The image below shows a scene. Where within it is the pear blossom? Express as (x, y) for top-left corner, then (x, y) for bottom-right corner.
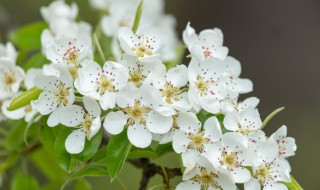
(223, 106), (262, 136)
(221, 96), (260, 114)
(206, 132), (254, 183)
(45, 34), (92, 70)
(0, 59), (25, 99)
(59, 96), (101, 154)
(151, 64), (192, 112)
(118, 27), (163, 62)
(32, 65), (74, 127)
(74, 59), (128, 110)
(176, 156), (236, 190)
(188, 57), (226, 113)
(270, 125), (297, 158)
(172, 114), (222, 167)
(0, 42), (17, 63)
(40, 0), (78, 23)
(183, 22), (229, 61)
(103, 83), (173, 148)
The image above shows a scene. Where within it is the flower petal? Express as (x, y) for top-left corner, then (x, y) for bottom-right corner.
(103, 111), (128, 135)
(65, 129), (86, 154)
(127, 123), (152, 148)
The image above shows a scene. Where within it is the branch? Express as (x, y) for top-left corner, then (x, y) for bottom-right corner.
(128, 158), (182, 190)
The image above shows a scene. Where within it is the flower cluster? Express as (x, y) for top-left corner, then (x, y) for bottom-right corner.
(1, 0), (297, 189)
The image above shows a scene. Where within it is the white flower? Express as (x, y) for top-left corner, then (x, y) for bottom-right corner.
(75, 59), (128, 110)
(206, 132), (254, 183)
(222, 56), (253, 96)
(59, 96), (101, 154)
(223, 106), (262, 135)
(89, 0), (110, 11)
(103, 83), (173, 148)
(0, 60), (25, 99)
(183, 22), (228, 61)
(45, 33), (92, 69)
(40, 0), (78, 23)
(270, 125), (297, 158)
(0, 42), (17, 63)
(188, 57), (226, 113)
(151, 64), (192, 112)
(118, 27), (163, 62)
(221, 96), (260, 114)
(176, 156), (236, 190)
(1, 68), (42, 122)
(245, 158), (291, 190)
(32, 65), (74, 127)
(172, 114), (222, 167)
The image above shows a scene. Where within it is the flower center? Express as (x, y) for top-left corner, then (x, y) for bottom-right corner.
(81, 113), (93, 139)
(97, 74), (115, 95)
(187, 131), (210, 153)
(123, 101), (150, 126)
(52, 82), (70, 107)
(131, 36), (154, 59)
(4, 73), (16, 85)
(202, 46), (213, 59)
(64, 47), (80, 65)
(129, 69), (145, 88)
(254, 164), (273, 185)
(193, 168), (221, 190)
(195, 76), (210, 96)
(161, 83), (182, 104)
(220, 152), (239, 170)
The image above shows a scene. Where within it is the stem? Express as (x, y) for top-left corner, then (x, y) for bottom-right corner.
(93, 33), (106, 63)
(75, 96), (83, 102)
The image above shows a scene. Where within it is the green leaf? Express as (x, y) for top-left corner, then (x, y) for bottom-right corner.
(38, 122), (60, 157)
(6, 120), (26, 151)
(11, 173), (40, 190)
(74, 179), (92, 190)
(92, 146), (107, 163)
(9, 22), (47, 51)
(132, 0), (143, 34)
(78, 130), (102, 162)
(7, 87), (43, 111)
(155, 143), (174, 157)
(261, 107), (285, 129)
(0, 153), (19, 174)
(107, 130), (132, 181)
(284, 175), (304, 190)
(61, 163), (108, 190)
(54, 127), (78, 173)
(24, 53), (48, 70)
(128, 148), (159, 159)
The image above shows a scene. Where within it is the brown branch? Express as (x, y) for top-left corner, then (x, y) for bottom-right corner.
(128, 158), (182, 190)
(21, 141), (42, 155)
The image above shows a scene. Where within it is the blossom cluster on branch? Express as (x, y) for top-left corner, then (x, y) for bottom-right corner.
(0, 0), (299, 189)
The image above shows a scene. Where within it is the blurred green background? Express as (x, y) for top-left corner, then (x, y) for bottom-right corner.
(0, 0), (319, 189)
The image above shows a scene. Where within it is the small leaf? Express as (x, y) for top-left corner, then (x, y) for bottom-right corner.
(283, 175), (304, 190)
(6, 120), (27, 151)
(7, 87), (43, 111)
(128, 149), (159, 159)
(92, 146), (107, 163)
(261, 107), (285, 129)
(132, 0), (143, 34)
(54, 127), (78, 173)
(61, 163), (108, 190)
(38, 122), (60, 157)
(9, 22), (47, 51)
(74, 179), (92, 190)
(78, 130), (102, 162)
(155, 143), (174, 157)
(24, 53), (48, 70)
(12, 173), (40, 190)
(107, 130), (132, 181)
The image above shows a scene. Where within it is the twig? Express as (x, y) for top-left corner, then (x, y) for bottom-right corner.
(128, 158), (182, 190)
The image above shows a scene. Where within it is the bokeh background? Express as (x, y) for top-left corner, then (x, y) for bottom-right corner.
(0, 0), (319, 189)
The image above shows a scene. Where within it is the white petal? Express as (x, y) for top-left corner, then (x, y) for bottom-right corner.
(230, 167), (251, 183)
(65, 129), (86, 154)
(166, 65), (188, 87)
(223, 113), (239, 131)
(222, 132), (248, 152)
(99, 92), (117, 110)
(24, 68), (43, 89)
(89, 117), (101, 139)
(203, 116), (222, 142)
(264, 182), (288, 190)
(182, 150), (200, 168)
(117, 83), (140, 108)
(176, 111), (201, 133)
(217, 173), (237, 190)
(103, 111), (128, 135)
(1, 100), (25, 120)
(83, 96), (101, 118)
(127, 123), (152, 148)
(244, 178), (261, 190)
(270, 125), (287, 141)
(172, 130), (191, 153)
(47, 108), (62, 127)
(59, 105), (85, 127)
(176, 181), (200, 190)
(32, 91), (58, 115)
(146, 110), (172, 134)
(34, 75), (59, 90)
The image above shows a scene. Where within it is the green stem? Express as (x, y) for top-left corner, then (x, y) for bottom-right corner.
(261, 107), (285, 129)
(93, 33), (106, 63)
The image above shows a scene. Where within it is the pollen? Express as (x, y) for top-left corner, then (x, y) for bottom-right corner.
(128, 69), (145, 88)
(97, 74), (116, 95)
(187, 131), (210, 153)
(195, 76), (210, 96)
(161, 83), (182, 104)
(81, 113), (93, 139)
(193, 168), (222, 190)
(123, 101), (150, 126)
(4, 73), (16, 85)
